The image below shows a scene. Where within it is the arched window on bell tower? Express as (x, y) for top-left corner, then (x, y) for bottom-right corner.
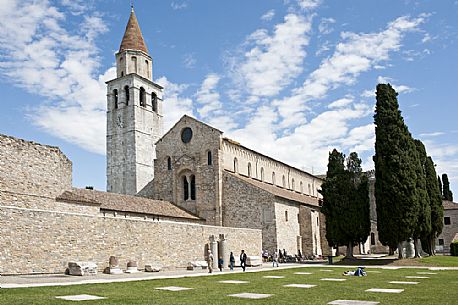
(140, 87), (146, 107)
(152, 92), (158, 112)
(183, 176), (189, 200)
(113, 89), (118, 109)
(190, 175), (196, 200)
(124, 85), (130, 105)
(132, 56), (137, 73)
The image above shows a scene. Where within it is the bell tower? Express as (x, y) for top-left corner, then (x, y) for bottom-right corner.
(106, 7), (164, 195)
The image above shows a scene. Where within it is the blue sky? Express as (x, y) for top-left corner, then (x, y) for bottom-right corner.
(0, 0), (457, 196)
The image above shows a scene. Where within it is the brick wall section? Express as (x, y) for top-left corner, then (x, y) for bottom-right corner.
(0, 134), (72, 197)
(0, 203), (261, 274)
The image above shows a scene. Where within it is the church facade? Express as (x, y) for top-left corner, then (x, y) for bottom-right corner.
(0, 8), (328, 275)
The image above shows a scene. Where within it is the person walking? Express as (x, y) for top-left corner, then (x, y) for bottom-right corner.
(207, 249), (214, 273)
(229, 252), (235, 271)
(218, 257), (224, 272)
(272, 251), (279, 267)
(240, 249), (247, 272)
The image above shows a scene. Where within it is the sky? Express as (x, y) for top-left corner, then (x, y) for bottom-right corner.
(0, 0), (457, 197)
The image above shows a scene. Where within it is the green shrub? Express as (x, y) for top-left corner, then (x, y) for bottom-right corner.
(450, 241), (458, 256)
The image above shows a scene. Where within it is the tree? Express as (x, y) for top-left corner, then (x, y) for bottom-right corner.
(320, 150), (370, 258)
(412, 139), (431, 257)
(373, 83), (419, 258)
(438, 176), (443, 197)
(442, 173), (454, 201)
(422, 157), (444, 255)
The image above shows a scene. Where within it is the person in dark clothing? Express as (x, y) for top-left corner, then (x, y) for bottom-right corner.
(278, 249), (283, 263)
(229, 252), (235, 271)
(240, 249), (247, 272)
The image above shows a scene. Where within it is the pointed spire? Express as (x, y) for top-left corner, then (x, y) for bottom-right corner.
(119, 8), (149, 54)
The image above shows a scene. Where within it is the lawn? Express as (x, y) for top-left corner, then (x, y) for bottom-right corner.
(335, 254), (458, 267)
(1, 266), (457, 305)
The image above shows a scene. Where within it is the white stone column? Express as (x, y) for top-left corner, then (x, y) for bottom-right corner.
(219, 234), (227, 270)
(209, 235), (218, 269)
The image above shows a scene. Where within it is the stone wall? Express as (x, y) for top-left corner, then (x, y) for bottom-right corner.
(274, 198), (301, 256)
(436, 203), (458, 253)
(0, 203), (261, 275)
(222, 171), (276, 254)
(0, 134), (72, 198)
(222, 139), (322, 197)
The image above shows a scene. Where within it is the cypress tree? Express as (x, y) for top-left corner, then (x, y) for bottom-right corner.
(320, 150), (370, 258)
(413, 139), (431, 257)
(442, 173), (454, 201)
(320, 149), (346, 250)
(438, 176), (443, 197)
(423, 157), (444, 255)
(373, 83), (419, 257)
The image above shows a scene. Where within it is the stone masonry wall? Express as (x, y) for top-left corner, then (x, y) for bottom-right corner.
(0, 203), (261, 275)
(436, 206), (458, 253)
(0, 134), (72, 198)
(274, 198), (301, 256)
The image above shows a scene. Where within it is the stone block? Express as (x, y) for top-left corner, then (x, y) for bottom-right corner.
(67, 262), (97, 276)
(246, 256), (262, 266)
(145, 263), (162, 272)
(187, 261), (208, 270)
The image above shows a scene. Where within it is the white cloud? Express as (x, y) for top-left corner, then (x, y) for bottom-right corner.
(261, 9), (275, 21)
(0, 0), (111, 154)
(195, 73), (222, 118)
(235, 14), (313, 98)
(419, 131), (445, 137)
(297, 0), (322, 10)
(182, 53), (196, 69)
(156, 76), (194, 132)
(171, 2), (188, 10)
(328, 97), (353, 109)
(273, 15), (426, 128)
(377, 76), (414, 94)
(318, 17), (336, 35)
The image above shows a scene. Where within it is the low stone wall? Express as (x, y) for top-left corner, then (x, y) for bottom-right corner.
(0, 205), (262, 275)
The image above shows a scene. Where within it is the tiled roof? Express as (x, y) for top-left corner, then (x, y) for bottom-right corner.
(119, 9), (149, 54)
(57, 188), (201, 220)
(443, 200), (458, 210)
(226, 171), (320, 207)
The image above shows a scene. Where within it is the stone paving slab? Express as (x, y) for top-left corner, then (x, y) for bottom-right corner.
(294, 272), (313, 275)
(263, 275), (285, 278)
(284, 284), (316, 288)
(155, 286), (193, 291)
(321, 278), (347, 282)
(366, 288), (404, 293)
(55, 294), (106, 301)
(416, 272), (437, 275)
(328, 300), (380, 305)
(405, 276), (429, 279)
(227, 293), (272, 299)
(389, 281), (419, 285)
(219, 280), (249, 284)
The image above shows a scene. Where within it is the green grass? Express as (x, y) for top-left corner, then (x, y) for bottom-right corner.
(1, 267), (457, 305)
(417, 255), (458, 267)
(334, 254), (458, 267)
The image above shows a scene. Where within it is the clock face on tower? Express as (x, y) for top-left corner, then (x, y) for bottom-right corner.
(181, 127), (192, 143)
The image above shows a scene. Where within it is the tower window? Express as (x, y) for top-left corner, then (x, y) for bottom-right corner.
(272, 172), (276, 185)
(167, 157), (172, 170)
(308, 183), (311, 195)
(207, 150), (212, 165)
(444, 217), (451, 225)
(183, 176), (189, 200)
(124, 86), (129, 105)
(292, 178), (295, 190)
(233, 158), (238, 173)
(300, 181), (303, 193)
(190, 175), (196, 200)
(145, 60), (150, 78)
(113, 89), (118, 109)
(152, 93), (158, 112)
(248, 162), (252, 177)
(260, 167), (264, 181)
(282, 175), (286, 188)
(285, 211), (288, 222)
(132, 56), (137, 73)
(140, 87), (146, 107)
